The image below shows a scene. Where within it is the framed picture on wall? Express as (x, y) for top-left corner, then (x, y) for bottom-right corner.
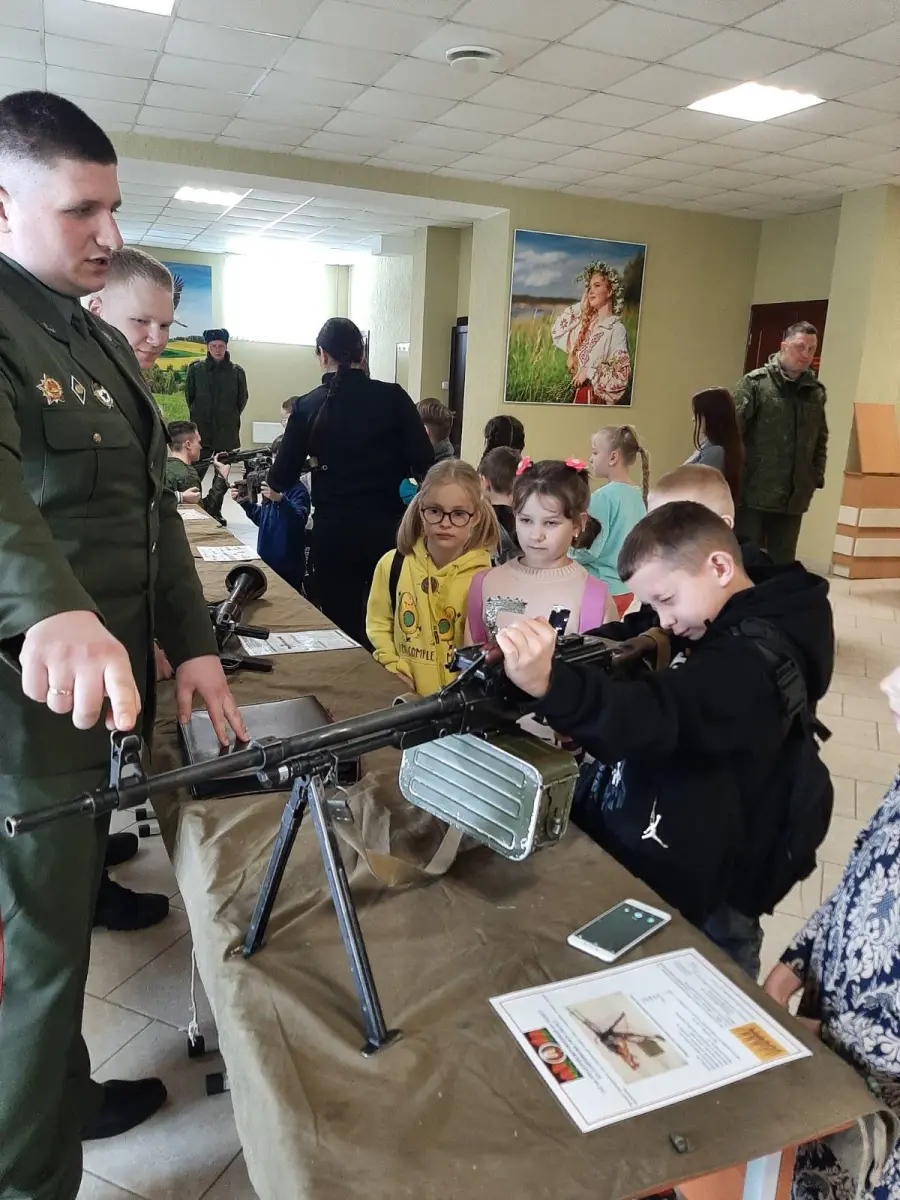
(505, 230), (646, 408)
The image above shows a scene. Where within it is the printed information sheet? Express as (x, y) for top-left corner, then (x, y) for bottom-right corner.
(178, 508), (211, 521)
(491, 948), (810, 1133)
(196, 545), (260, 562)
(239, 630), (359, 656)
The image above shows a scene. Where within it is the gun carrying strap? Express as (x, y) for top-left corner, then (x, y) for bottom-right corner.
(388, 550), (403, 616)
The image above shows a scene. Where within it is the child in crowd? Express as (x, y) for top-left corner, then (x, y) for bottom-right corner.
(483, 413), (525, 458)
(231, 401), (310, 595)
(367, 460), (498, 694)
(478, 446), (521, 564)
(764, 666), (900, 1200)
(497, 502), (834, 978)
(571, 425), (649, 615)
(417, 399), (456, 463)
(467, 459), (617, 642)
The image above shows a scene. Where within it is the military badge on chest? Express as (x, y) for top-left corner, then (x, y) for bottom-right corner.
(37, 374), (64, 404)
(92, 382), (115, 409)
(71, 376), (87, 405)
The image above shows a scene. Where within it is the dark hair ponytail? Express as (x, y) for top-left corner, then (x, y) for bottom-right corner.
(308, 317), (366, 458)
(483, 414), (525, 456)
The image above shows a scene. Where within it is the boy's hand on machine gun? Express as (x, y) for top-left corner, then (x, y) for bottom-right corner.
(175, 654), (248, 745)
(212, 453), (231, 481)
(496, 618), (557, 698)
(181, 487), (202, 505)
(261, 483), (282, 503)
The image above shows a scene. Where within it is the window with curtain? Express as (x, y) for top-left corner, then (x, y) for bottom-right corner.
(222, 253), (333, 345)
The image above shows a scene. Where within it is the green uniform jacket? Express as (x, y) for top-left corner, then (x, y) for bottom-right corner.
(0, 257), (217, 777)
(165, 454), (228, 513)
(186, 353), (248, 452)
(734, 354), (828, 516)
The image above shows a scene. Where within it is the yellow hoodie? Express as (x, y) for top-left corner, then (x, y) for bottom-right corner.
(366, 538), (491, 695)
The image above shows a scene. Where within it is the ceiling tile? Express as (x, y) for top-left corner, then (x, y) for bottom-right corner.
(796, 163), (887, 187)
(608, 64), (735, 107)
(219, 118), (312, 144)
(596, 130), (693, 156)
(44, 0), (169, 52)
(481, 136), (567, 162)
(325, 111), (424, 139)
(68, 97), (139, 125)
(366, 157), (434, 174)
(638, 180), (719, 200)
(153, 56), (264, 95)
(435, 102), (537, 134)
(252, 72), (363, 108)
(519, 116), (622, 146)
(175, 0), (320, 36)
(667, 29), (816, 79)
(3, 0), (41, 30)
(144, 82), (247, 117)
(563, 175), (638, 196)
(513, 45), (645, 91)
(299, 1), (440, 54)
(138, 107), (231, 135)
(854, 119), (900, 147)
(763, 52), (898, 99)
(378, 142), (460, 167)
(449, 151), (536, 175)
(359, 0), (467, 15)
(373, 58), (490, 101)
(558, 93), (673, 127)
(0, 24), (42, 61)
(570, 5), (718, 61)
(774, 102), (889, 135)
(452, 0), (609, 40)
(636, 109), (747, 139)
(740, 0), (900, 49)
(406, 124), (502, 152)
(742, 176), (811, 195)
(790, 136), (880, 164)
(410, 23), (548, 73)
(513, 163), (595, 184)
(46, 66), (146, 104)
(553, 146), (645, 171)
(470, 76), (589, 115)
(164, 21), (288, 69)
(735, 152), (810, 174)
(434, 166), (510, 182)
(838, 20), (900, 65)
(715, 124), (822, 151)
(854, 148), (900, 174)
(349, 87), (454, 122)
(237, 95), (338, 127)
(689, 166), (769, 188)
(844, 79), (900, 115)
(628, 0), (776, 20)
(45, 36), (157, 80)
(277, 39), (399, 83)
(619, 157), (701, 180)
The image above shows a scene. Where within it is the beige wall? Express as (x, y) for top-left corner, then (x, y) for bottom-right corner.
(461, 202), (761, 485)
(753, 208), (840, 305)
(457, 225), (473, 319)
(409, 226), (461, 403)
(348, 254), (412, 385)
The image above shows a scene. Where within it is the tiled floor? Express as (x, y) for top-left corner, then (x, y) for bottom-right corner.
(78, 525), (900, 1198)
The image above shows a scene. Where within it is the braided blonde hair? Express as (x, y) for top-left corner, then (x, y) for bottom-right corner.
(603, 425), (650, 505)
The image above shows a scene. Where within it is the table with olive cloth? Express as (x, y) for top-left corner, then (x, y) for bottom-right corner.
(143, 507), (885, 1200)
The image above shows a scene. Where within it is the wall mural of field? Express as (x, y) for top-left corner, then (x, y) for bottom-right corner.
(145, 262), (213, 422)
(505, 230), (646, 408)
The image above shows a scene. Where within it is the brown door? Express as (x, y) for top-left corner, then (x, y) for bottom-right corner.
(743, 299), (828, 375)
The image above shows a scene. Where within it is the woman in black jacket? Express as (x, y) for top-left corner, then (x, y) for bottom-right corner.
(268, 317), (434, 646)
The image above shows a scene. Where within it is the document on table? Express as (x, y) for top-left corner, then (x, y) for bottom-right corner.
(178, 508), (211, 521)
(196, 545), (260, 562)
(491, 947), (810, 1134)
(239, 630), (359, 656)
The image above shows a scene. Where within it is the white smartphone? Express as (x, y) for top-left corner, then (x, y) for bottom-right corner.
(567, 899), (671, 963)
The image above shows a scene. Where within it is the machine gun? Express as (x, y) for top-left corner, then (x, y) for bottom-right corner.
(207, 565), (273, 675)
(5, 625), (643, 1055)
(221, 447), (274, 506)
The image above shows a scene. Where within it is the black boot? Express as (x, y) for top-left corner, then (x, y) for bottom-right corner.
(83, 1078), (168, 1140)
(105, 831), (139, 868)
(93, 871), (169, 931)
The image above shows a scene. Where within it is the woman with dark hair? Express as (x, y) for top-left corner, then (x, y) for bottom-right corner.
(483, 414), (525, 458)
(685, 387), (745, 503)
(268, 317), (434, 646)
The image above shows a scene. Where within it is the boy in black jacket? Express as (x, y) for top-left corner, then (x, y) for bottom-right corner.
(498, 501), (834, 979)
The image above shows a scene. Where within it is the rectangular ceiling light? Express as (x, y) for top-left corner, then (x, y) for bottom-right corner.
(175, 186), (247, 207)
(86, 0), (175, 13)
(689, 81), (824, 122)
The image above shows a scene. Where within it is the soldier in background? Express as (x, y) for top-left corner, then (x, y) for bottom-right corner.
(0, 90), (246, 1198)
(186, 327), (248, 479)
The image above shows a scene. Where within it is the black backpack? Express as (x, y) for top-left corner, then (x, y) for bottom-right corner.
(728, 617), (833, 915)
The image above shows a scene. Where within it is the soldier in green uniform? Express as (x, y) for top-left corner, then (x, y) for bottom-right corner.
(0, 91), (247, 1200)
(165, 419), (231, 521)
(185, 328), (248, 479)
(734, 321), (829, 565)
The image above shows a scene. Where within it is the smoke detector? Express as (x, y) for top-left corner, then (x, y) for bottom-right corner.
(445, 45), (503, 73)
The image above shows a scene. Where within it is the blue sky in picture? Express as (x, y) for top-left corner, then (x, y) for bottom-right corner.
(512, 230), (644, 301)
(162, 261), (213, 339)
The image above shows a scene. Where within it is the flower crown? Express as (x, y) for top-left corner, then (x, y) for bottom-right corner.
(575, 260), (625, 316)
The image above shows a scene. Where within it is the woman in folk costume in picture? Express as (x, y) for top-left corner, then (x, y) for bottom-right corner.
(551, 261), (631, 406)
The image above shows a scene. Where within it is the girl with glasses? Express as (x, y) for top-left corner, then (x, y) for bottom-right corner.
(366, 460), (499, 695)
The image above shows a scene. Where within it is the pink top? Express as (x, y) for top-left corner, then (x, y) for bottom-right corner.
(467, 558), (610, 643)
